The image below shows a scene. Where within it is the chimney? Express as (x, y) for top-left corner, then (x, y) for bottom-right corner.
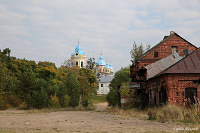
(170, 31), (175, 35)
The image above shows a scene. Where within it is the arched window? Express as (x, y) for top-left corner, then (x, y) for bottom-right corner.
(76, 61), (78, 66)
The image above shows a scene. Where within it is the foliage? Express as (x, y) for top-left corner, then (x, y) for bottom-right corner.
(79, 68), (98, 107)
(30, 89), (49, 109)
(0, 48), (98, 110)
(49, 95), (60, 108)
(86, 57), (97, 71)
(106, 88), (119, 106)
(106, 67), (131, 106)
(65, 72), (80, 107)
(60, 95), (70, 107)
(120, 82), (135, 108)
(0, 95), (5, 109)
(130, 42), (151, 65)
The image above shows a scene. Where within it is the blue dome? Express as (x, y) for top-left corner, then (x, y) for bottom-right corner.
(71, 44), (85, 56)
(110, 64), (113, 70)
(105, 63), (110, 68)
(98, 56), (106, 66)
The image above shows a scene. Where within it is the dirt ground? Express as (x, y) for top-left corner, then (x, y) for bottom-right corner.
(0, 103), (196, 133)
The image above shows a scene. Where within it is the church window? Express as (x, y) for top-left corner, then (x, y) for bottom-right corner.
(76, 53), (78, 56)
(81, 61), (83, 67)
(76, 61), (78, 66)
(101, 84), (103, 87)
(154, 51), (158, 57)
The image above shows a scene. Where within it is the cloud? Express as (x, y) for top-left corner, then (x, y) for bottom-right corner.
(0, 0), (200, 71)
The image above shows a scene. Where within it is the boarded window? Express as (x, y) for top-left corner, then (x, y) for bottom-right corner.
(154, 51), (158, 57)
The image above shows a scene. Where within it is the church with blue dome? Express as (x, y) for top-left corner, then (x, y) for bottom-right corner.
(70, 41), (114, 76)
(71, 43), (86, 68)
(97, 55), (114, 76)
(70, 42), (114, 95)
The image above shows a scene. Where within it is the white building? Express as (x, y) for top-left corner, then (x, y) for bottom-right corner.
(97, 76), (114, 95)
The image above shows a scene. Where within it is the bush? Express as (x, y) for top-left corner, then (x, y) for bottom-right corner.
(18, 102), (27, 110)
(49, 95), (60, 108)
(0, 95), (6, 110)
(29, 89), (49, 109)
(4, 94), (21, 107)
(60, 95), (70, 107)
(106, 88), (119, 106)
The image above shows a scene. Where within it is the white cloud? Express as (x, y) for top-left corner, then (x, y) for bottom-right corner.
(0, 0), (200, 71)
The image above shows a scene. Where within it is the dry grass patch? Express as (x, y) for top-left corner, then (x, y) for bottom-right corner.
(106, 107), (148, 119)
(147, 104), (200, 124)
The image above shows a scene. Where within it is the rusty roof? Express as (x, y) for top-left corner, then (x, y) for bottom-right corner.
(138, 32), (197, 60)
(145, 52), (183, 79)
(161, 48), (200, 74)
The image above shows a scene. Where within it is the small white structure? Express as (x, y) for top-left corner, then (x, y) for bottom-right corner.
(97, 76), (114, 95)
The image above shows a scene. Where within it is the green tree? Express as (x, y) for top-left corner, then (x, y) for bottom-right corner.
(106, 67), (131, 106)
(79, 68), (98, 107)
(65, 72), (80, 107)
(130, 42), (151, 65)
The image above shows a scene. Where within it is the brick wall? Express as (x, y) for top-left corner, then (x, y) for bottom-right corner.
(146, 74), (200, 105)
(142, 34), (197, 60)
(131, 33), (197, 81)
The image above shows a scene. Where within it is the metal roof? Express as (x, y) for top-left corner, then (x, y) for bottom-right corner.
(105, 62), (110, 68)
(71, 44), (86, 56)
(98, 56), (106, 66)
(99, 76), (114, 83)
(162, 48), (200, 74)
(145, 52), (183, 79)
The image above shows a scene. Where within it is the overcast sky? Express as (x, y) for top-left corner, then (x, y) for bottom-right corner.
(0, 0), (200, 71)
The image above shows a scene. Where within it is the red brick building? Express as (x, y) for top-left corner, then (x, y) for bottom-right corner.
(146, 48), (200, 105)
(130, 31), (197, 81)
(130, 31), (199, 106)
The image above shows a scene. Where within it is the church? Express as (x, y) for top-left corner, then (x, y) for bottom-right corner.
(70, 42), (114, 95)
(70, 43), (87, 68)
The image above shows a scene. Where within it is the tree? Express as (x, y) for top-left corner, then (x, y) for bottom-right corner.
(65, 72), (80, 107)
(62, 59), (72, 68)
(106, 67), (131, 106)
(130, 42), (151, 65)
(79, 68), (98, 107)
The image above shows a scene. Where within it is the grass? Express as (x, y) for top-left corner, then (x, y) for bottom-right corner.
(106, 104), (200, 125)
(147, 104), (200, 124)
(106, 107), (148, 120)
(91, 95), (107, 104)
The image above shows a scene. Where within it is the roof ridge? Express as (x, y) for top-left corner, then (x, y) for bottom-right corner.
(138, 32), (175, 60)
(137, 32), (197, 60)
(160, 48), (199, 74)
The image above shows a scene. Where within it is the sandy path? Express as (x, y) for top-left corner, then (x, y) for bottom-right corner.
(0, 104), (190, 133)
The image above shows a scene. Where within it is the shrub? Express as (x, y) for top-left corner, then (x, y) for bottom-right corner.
(0, 95), (6, 110)
(49, 95), (60, 108)
(18, 102), (27, 110)
(4, 94), (21, 107)
(60, 95), (70, 107)
(29, 89), (49, 109)
(106, 88), (119, 106)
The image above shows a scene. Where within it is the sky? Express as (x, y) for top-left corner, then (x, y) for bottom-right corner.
(0, 0), (200, 71)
